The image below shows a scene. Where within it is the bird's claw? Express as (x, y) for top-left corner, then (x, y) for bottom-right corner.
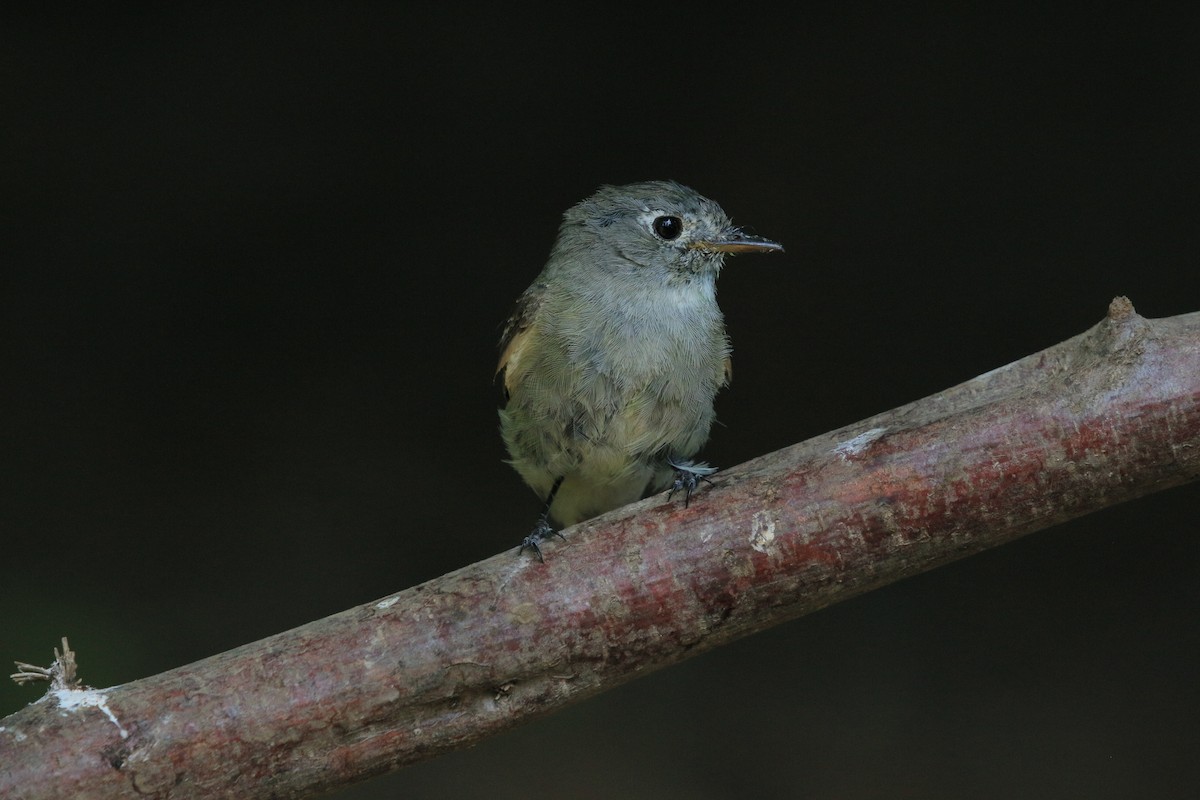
(666, 458), (718, 507)
(517, 515), (565, 563)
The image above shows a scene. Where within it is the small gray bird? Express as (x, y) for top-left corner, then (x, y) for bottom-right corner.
(497, 181), (783, 560)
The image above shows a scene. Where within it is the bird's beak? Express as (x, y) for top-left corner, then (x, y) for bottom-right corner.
(692, 229), (784, 254)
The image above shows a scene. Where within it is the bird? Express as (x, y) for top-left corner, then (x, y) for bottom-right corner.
(496, 180), (783, 560)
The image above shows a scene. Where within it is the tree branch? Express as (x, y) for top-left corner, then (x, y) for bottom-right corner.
(3, 297), (1198, 800)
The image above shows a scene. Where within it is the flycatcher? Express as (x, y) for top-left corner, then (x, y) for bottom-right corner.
(497, 181), (783, 560)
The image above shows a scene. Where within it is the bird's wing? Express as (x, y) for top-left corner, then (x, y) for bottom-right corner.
(722, 355), (732, 387)
(496, 283), (545, 397)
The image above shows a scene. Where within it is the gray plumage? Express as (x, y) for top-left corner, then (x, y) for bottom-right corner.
(497, 180), (782, 535)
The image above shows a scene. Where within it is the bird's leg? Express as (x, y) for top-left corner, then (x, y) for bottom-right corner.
(517, 475), (567, 563)
(666, 457), (718, 508)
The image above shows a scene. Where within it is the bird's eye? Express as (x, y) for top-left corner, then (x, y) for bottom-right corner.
(652, 215), (683, 241)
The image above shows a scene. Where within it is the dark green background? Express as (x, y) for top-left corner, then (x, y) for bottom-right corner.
(3, 7), (1198, 798)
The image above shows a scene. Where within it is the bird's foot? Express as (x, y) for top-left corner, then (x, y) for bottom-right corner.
(666, 458), (718, 507)
(517, 514), (566, 563)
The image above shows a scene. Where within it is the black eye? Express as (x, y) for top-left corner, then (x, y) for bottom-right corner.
(652, 215), (683, 240)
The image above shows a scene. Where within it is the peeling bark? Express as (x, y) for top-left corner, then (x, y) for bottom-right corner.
(3, 298), (1198, 800)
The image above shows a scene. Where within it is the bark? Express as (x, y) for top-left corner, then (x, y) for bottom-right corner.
(3, 297), (1198, 800)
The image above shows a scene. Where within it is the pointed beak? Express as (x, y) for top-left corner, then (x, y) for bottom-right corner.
(693, 229), (784, 254)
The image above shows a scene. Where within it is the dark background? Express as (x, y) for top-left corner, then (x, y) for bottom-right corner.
(3, 6), (1198, 799)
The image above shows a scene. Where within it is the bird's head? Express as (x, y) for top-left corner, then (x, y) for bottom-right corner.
(553, 180), (783, 282)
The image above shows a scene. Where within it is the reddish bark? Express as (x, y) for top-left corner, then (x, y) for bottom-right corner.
(3, 298), (1198, 799)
